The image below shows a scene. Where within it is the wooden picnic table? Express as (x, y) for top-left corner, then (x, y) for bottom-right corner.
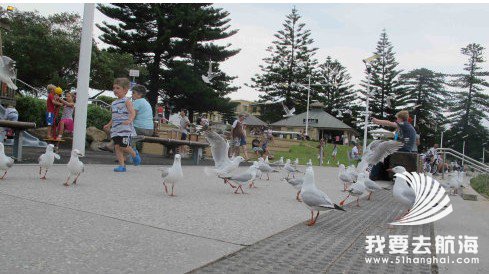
(141, 136), (209, 165)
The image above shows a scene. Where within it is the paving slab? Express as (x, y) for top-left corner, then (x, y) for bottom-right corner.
(190, 190), (433, 274)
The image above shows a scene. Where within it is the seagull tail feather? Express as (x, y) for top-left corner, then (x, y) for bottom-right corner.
(334, 204), (346, 212)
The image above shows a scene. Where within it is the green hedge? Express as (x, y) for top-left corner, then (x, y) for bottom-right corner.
(15, 96), (111, 130)
(470, 174), (489, 198)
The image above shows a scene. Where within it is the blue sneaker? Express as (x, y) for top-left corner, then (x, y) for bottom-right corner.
(114, 166), (126, 172)
(132, 150), (141, 166)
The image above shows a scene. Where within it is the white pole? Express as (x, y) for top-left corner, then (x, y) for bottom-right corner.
(305, 75), (311, 136)
(482, 148), (485, 164)
(362, 70), (371, 154)
(73, 3), (95, 155)
(440, 131), (443, 148)
(413, 115), (417, 127)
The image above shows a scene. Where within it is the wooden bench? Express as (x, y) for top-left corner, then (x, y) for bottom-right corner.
(141, 136), (209, 165)
(0, 120), (37, 162)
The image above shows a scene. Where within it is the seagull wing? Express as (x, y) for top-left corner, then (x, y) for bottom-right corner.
(302, 190), (334, 209)
(54, 153), (61, 160)
(204, 131), (232, 169)
(230, 171), (253, 182)
(367, 140), (403, 165)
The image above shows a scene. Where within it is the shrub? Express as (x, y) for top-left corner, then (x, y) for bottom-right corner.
(16, 96), (47, 127)
(470, 174), (489, 198)
(87, 104), (111, 129)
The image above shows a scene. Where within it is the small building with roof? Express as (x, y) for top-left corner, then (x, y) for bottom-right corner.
(270, 102), (359, 143)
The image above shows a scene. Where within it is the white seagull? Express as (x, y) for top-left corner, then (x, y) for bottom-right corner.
(270, 156), (284, 167)
(359, 172), (383, 200)
(64, 149), (84, 186)
(162, 154), (183, 196)
(448, 171), (461, 195)
(204, 130), (245, 188)
(300, 166), (345, 226)
(38, 144), (60, 180)
(201, 59), (220, 84)
(0, 143), (14, 179)
(390, 166), (416, 220)
(338, 164), (355, 191)
(0, 56), (18, 90)
(356, 140), (403, 174)
(282, 102), (296, 117)
(339, 172), (366, 207)
(219, 162), (259, 194)
(257, 158), (276, 180)
(283, 159), (302, 178)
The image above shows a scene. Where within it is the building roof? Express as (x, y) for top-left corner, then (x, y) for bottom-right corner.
(243, 114), (268, 126)
(271, 108), (358, 134)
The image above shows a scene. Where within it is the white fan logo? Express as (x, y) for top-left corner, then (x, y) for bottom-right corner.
(391, 172), (453, 226)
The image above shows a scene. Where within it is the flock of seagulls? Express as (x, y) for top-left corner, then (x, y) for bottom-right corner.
(0, 128), (467, 227)
(0, 143), (84, 186)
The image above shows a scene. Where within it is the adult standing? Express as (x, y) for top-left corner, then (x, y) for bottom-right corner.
(131, 85), (154, 151)
(232, 114), (249, 160)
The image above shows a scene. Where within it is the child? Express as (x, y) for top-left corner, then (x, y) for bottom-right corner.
(46, 84), (64, 139)
(57, 92), (75, 139)
(103, 78), (141, 172)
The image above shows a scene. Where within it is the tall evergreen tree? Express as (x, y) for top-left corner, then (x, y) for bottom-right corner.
(249, 7), (318, 123)
(398, 68), (449, 150)
(97, 3), (239, 117)
(361, 30), (404, 120)
(446, 43), (489, 159)
(314, 56), (358, 126)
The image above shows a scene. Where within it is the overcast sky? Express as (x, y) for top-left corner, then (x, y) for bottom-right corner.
(9, 3), (489, 102)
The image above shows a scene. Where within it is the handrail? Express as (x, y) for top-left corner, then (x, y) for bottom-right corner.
(436, 148), (489, 170)
(442, 152), (488, 174)
(88, 99), (111, 109)
(16, 78), (45, 95)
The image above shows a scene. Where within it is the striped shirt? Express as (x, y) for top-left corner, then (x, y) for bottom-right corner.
(110, 97), (136, 138)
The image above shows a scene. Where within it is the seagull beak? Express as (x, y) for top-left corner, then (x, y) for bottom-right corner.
(386, 168), (392, 172)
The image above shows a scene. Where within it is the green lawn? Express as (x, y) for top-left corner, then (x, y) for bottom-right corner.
(470, 174), (489, 198)
(270, 140), (358, 167)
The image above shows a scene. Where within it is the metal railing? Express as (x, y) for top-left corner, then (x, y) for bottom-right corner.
(88, 98), (111, 109)
(436, 147), (489, 176)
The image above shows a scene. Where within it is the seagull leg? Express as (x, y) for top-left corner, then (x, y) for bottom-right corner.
(367, 192), (372, 200)
(41, 169), (48, 180)
(0, 171), (7, 179)
(163, 183), (168, 194)
(313, 211), (320, 224)
(343, 183), (347, 192)
(63, 176), (70, 186)
(73, 174), (80, 185)
(39, 166), (42, 175)
(307, 211), (316, 226)
(267, 173), (270, 181)
(170, 185), (175, 196)
(296, 191), (302, 202)
(339, 194), (350, 206)
(356, 197), (360, 207)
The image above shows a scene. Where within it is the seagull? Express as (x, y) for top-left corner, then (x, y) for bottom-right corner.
(283, 177), (304, 202)
(356, 140), (403, 174)
(38, 144), (60, 180)
(64, 149), (84, 186)
(219, 162), (259, 194)
(338, 164), (355, 191)
(283, 159), (302, 178)
(257, 158), (275, 180)
(0, 143), (14, 179)
(448, 172), (461, 195)
(0, 56), (18, 90)
(282, 102), (296, 117)
(162, 154), (183, 196)
(201, 59), (220, 84)
(300, 166), (345, 226)
(339, 172), (366, 207)
(293, 158), (299, 168)
(360, 172), (383, 200)
(389, 166), (416, 220)
(270, 156), (284, 167)
(307, 159), (312, 166)
(204, 130), (245, 187)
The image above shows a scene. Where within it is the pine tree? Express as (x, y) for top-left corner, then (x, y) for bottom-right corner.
(398, 68), (449, 150)
(249, 7), (318, 123)
(314, 56), (358, 127)
(361, 30), (404, 120)
(97, 3), (239, 117)
(446, 43), (489, 159)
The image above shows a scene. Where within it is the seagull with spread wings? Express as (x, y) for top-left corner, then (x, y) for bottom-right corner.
(356, 140), (403, 174)
(201, 59), (221, 84)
